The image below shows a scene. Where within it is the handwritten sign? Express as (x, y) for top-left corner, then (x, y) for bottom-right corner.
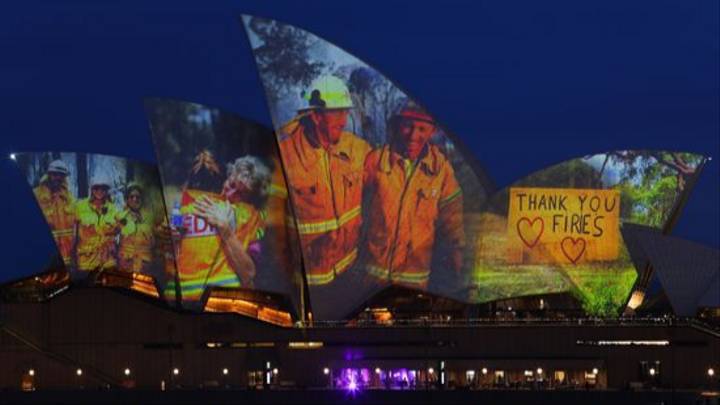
(507, 187), (620, 264)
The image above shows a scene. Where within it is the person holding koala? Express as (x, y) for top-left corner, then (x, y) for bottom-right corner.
(170, 151), (269, 302)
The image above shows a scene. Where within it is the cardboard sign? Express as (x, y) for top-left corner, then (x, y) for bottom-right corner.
(507, 187), (620, 264)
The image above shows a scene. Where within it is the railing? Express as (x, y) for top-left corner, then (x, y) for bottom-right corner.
(303, 316), (720, 330)
(687, 318), (720, 337)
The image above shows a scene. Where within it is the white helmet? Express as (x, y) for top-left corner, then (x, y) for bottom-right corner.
(90, 174), (112, 189)
(301, 75), (353, 110)
(47, 160), (70, 176)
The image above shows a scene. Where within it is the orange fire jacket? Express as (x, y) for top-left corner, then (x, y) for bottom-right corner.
(266, 157), (302, 281)
(33, 179), (76, 266)
(117, 209), (154, 273)
(362, 144), (465, 289)
(172, 190), (264, 301)
(278, 119), (371, 285)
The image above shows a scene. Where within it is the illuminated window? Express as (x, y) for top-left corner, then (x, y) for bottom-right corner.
(577, 340), (669, 346)
(288, 341), (324, 349)
(251, 342), (275, 348)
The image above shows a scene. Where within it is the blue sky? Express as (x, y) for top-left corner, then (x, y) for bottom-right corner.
(0, 0), (717, 282)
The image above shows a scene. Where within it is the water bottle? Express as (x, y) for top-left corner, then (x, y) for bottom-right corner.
(171, 201), (183, 229)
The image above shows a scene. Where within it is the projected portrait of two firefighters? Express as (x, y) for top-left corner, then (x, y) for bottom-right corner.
(19, 153), (170, 284)
(281, 78), (464, 290)
(242, 16), (490, 318)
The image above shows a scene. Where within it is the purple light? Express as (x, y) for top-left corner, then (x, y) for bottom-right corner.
(338, 368), (362, 394)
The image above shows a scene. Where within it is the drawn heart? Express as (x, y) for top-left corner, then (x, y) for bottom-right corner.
(516, 217), (544, 248)
(561, 237), (586, 264)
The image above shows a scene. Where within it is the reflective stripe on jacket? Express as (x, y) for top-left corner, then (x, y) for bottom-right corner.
(33, 180), (76, 265)
(265, 156), (302, 280)
(118, 209), (154, 273)
(363, 144), (464, 288)
(175, 190), (264, 301)
(75, 198), (119, 271)
(278, 118), (370, 285)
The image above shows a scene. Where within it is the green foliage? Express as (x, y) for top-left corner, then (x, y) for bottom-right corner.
(496, 151), (703, 228)
(617, 176), (678, 227)
(471, 263), (571, 303)
(566, 265), (637, 317)
(606, 151), (703, 227)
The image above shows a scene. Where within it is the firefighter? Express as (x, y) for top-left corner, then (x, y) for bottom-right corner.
(74, 175), (120, 273)
(171, 152), (267, 302)
(117, 183), (154, 274)
(33, 160), (76, 267)
(362, 99), (465, 290)
(278, 75), (371, 286)
(262, 155), (301, 284)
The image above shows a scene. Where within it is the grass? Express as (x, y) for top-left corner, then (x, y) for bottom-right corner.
(468, 212), (638, 316)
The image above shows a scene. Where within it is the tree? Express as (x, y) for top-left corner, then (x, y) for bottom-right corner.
(345, 67), (402, 146)
(602, 151), (703, 227)
(145, 99), (213, 185)
(604, 151), (700, 193)
(247, 17), (326, 105)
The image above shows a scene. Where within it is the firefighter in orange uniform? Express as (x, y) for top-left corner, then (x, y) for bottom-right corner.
(362, 100), (465, 290)
(117, 183), (154, 273)
(171, 152), (267, 302)
(278, 75), (371, 286)
(265, 155), (301, 282)
(74, 175), (120, 273)
(33, 160), (76, 267)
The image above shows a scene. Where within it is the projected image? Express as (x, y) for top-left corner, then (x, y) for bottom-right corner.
(242, 16), (494, 319)
(474, 151), (706, 315)
(144, 99), (300, 311)
(16, 152), (172, 294)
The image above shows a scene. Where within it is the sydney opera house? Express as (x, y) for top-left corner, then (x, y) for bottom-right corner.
(0, 15), (718, 401)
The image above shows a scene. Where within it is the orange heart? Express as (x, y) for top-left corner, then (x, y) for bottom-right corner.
(561, 237), (586, 264)
(516, 217), (544, 248)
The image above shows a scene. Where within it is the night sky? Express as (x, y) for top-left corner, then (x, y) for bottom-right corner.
(1, 0), (717, 283)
